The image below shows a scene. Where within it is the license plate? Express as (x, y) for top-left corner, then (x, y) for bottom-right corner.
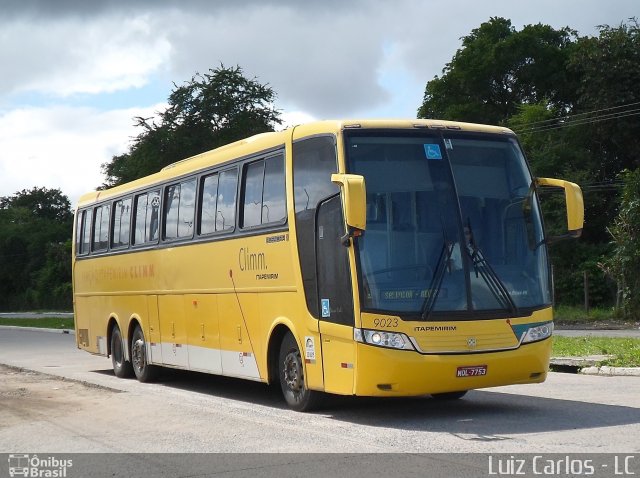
(456, 365), (487, 377)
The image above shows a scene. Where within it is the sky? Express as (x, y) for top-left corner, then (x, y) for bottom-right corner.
(0, 0), (638, 206)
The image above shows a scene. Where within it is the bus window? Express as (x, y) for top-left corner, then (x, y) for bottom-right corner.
(112, 198), (132, 249)
(241, 155), (286, 229)
(242, 160), (265, 228)
(262, 155), (285, 224)
(133, 193), (148, 245)
(199, 173), (219, 235)
(75, 210), (87, 255)
(216, 169), (237, 232)
(147, 190), (160, 241)
(92, 204), (110, 252)
(165, 179), (197, 240)
(133, 190), (161, 245)
(81, 210), (91, 254)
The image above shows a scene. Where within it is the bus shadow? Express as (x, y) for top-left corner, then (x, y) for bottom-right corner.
(91, 367), (640, 437)
(322, 390), (640, 437)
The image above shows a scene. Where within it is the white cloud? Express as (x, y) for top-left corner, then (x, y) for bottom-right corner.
(0, 14), (171, 97)
(0, 104), (164, 205)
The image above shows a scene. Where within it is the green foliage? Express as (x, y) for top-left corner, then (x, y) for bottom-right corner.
(102, 65), (282, 187)
(0, 317), (75, 329)
(600, 168), (640, 319)
(553, 305), (619, 323)
(0, 188), (73, 310)
(417, 17), (576, 124)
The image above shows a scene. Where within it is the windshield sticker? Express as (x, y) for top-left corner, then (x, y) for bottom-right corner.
(321, 299), (331, 317)
(424, 144), (443, 160)
(444, 138), (453, 150)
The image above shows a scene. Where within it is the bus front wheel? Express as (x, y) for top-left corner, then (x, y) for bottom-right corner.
(110, 325), (133, 378)
(278, 332), (321, 412)
(131, 325), (159, 382)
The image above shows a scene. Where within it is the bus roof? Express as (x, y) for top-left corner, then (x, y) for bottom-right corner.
(76, 119), (514, 207)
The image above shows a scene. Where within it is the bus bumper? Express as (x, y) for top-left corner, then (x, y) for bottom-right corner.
(353, 338), (552, 396)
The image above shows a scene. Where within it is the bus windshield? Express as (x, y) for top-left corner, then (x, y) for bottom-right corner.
(346, 131), (551, 319)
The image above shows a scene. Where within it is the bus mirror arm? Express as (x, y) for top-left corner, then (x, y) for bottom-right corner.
(340, 227), (364, 247)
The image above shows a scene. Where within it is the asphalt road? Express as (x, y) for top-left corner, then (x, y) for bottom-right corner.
(0, 328), (639, 459)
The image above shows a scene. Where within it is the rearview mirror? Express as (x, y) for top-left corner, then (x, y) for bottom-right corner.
(331, 173), (367, 233)
(537, 177), (584, 238)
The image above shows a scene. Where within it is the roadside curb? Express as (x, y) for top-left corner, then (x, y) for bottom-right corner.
(579, 366), (640, 377)
(550, 356), (640, 377)
(0, 325), (75, 335)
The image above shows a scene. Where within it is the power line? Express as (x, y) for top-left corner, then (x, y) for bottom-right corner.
(515, 109), (640, 134)
(514, 100), (640, 129)
(512, 99), (640, 134)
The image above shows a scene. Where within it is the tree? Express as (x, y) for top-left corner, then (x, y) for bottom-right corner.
(102, 65), (282, 187)
(568, 19), (640, 178)
(0, 187), (73, 310)
(0, 187), (72, 222)
(600, 169), (640, 318)
(417, 17), (577, 124)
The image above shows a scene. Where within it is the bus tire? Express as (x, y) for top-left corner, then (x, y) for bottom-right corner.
(131, 325), (159, 383)
(278, 332), (322, 412)
(431, 391), (467, 400)
(110, 325), (133, 378)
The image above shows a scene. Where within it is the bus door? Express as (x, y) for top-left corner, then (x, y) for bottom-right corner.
(317, 195), (356, 395)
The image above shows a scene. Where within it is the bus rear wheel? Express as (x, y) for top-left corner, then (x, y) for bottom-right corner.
(110, 325), (133, 378)
(131, 325), (159, 382)
(278, 332), (321, 412)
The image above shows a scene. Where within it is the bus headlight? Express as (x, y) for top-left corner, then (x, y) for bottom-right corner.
(354, 329), (415, 350)
(521, 322), (554, 344)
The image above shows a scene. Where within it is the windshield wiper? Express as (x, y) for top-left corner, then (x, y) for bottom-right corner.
(420, 233), (454, 321)
(465, 220), (518, 314)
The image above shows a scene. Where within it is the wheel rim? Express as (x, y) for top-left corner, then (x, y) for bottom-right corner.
(113, 333), (124, 366)
(132, 337), (145, 372)
(283, 349), (304, 398)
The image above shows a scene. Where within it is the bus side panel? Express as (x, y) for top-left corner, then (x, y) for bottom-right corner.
(185, 294), (222, 374)
(74, 296), (97, 353)
(147, 295), (162, 364)
(218, 294), (261, 380)
(319, 321), (355, 395)
(158, 295), (189, 368)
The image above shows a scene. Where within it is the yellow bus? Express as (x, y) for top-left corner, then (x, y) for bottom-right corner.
(72, 119), (583, 411)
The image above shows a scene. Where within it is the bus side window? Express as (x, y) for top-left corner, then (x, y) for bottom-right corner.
(112, 197), (132, 249)
(92, 204), (110, 252)
(147, 190), (161, 242)
(133, 193), (148, 245)
(216, 169), (237, 232)
(199, 173), (219, 235)
(75, 210), (87, 255)
(164, 184), (181, 240)
(241, 154), (286, 229)
(81, 210), (91, 254)
(262, 155), (286, 224)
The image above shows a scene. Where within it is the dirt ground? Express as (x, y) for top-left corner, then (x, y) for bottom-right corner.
(0, 364), (119, 429)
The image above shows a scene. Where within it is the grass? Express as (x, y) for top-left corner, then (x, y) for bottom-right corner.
(0, 317), (75, 329)
(553, 305), (622, 324)
(552, 336), (640, 367)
